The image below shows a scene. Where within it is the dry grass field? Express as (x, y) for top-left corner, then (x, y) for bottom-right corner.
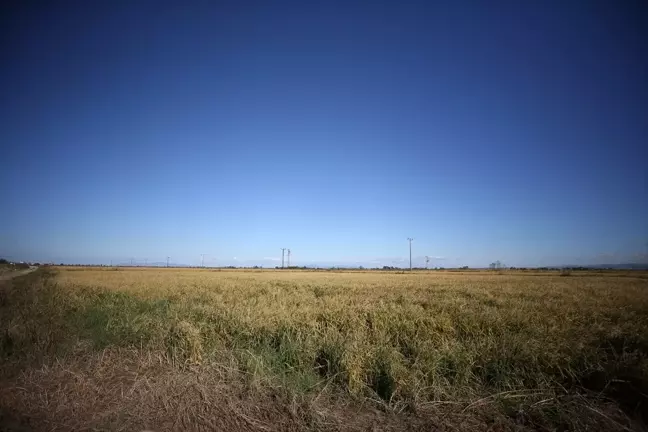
(1, 267), (647, 431)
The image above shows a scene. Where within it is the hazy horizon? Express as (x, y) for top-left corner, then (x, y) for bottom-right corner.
(8, 254), (648, 270)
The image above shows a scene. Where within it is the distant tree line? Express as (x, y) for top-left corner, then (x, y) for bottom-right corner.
(489, 260), (505, 270)
(19, 261), (632, 272)
(0, 258), (31, 269)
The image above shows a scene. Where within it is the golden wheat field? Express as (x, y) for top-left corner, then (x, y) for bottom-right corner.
(1, 267), (647, 431)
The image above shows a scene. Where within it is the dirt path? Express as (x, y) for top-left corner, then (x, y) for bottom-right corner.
(0, 267), (37, 282)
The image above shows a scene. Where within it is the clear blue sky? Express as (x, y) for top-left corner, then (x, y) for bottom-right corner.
(1, 0), (647, 267)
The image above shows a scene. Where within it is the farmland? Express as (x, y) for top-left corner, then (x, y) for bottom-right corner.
(1, 267), (647, 431)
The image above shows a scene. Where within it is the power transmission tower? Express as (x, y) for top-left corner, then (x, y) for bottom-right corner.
(280, 248), (286, 268)
(425, 256), (430, 269)
(201, 254), (205, 268)
(407, 238), (414, 271)
(130, 258), (134, 267)
(166, 256), (170, 268)
(287, 249), (291, 267)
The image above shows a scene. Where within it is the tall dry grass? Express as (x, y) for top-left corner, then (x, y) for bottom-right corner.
(1, 267), (647, 431)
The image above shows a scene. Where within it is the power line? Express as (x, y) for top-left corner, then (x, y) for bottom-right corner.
(407, 238), (414, 271)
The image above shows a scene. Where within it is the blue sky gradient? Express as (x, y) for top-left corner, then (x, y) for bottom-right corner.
(1, 0), (647, 267)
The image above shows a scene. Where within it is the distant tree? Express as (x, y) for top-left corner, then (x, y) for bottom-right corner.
(490, 260), (505, 270)
(0, 258), (8, 265)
